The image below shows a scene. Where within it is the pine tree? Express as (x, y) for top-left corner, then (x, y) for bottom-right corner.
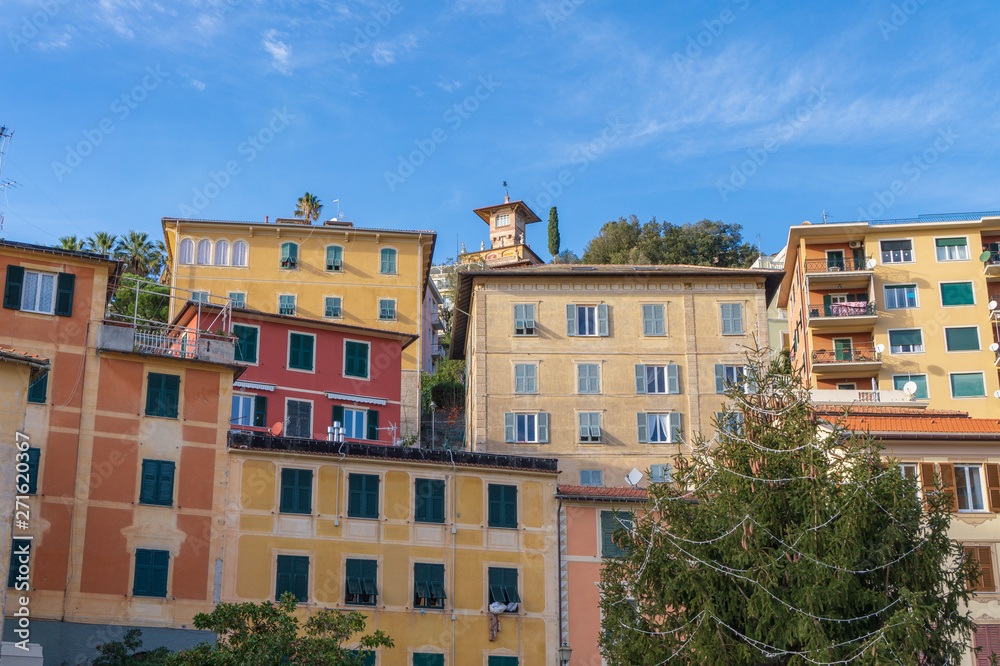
(548, 206), (560, 259)
(599, 347), (977, 665)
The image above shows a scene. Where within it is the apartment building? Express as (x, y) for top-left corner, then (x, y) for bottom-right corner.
(776, 212), (1000, 416)
(162, 215), (437, 438)
(450, 264), (782, 483)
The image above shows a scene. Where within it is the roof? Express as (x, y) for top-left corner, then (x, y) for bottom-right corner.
(472, 200), (541, 225)
(0, 346), (50, 368)
(556, 485), (649, 501)
(173, 302), (419, 350)
(450, 264), (784, 360)
(818, 407), (1000, 440)
(0, 239), (121, 265)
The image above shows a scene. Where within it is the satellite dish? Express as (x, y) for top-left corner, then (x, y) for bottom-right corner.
(980, 250), (993, 262)
(874, 343), (885, 353)
(902, 381), (918, 396)
(865, 258), (877, 269)
(989, 300), (998, 311)
(270, 421), (283, 436)
(991, 343), (1000, 352)
(626, 468), (644, 487)
(995, 390), (1000, 399)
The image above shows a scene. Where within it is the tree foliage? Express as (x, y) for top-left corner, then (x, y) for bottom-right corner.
(295, 192), (323, 223)
(552, 249), (582, 264)
(58, 235), (85, 251)
(548, 206), (560, 258)
(115, 231), (164, 279)
(599, 348), (976, 665)
(92, 629), (170, 665)
(85, 231), (118, 255)
(582, 216), (759, 267)
(421, 359), (465, 411)
(109, 273), (170, 323)
(168, 592), (393, 666)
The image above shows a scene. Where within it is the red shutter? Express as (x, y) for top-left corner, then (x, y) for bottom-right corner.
(979, 547), (997, 593)
(920, 463), (937, 510)
(974, 624), (1000, 665)
(938, 463), (958, 511)
(986, 464), (1000, 513)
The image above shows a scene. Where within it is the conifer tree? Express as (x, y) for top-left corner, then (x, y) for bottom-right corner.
(548, 206), (560, 259)
(599, 348), (977, 665)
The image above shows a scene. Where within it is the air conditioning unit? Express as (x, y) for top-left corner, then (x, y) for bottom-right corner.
(848, 240), (862, 248)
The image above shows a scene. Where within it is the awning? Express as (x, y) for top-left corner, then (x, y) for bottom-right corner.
(325, 391), (387, 406)
(234, 380), (276, 392)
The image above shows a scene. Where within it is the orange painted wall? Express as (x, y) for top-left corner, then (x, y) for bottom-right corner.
(183, 368), (220, 422)
(52, 350), (85, 408)
(566, 504), (598, 557)
(803, 242), (857, 262)
(812, 332), (874, 348)
(178, 446), (215, 510)
(34, 502), (72, 591)
(174, 514), (212, 600)
(79, 506), (132, 595)
(567, 561), (603, 666)
(88, 437), (138, 503)
(96, 357), (143, 414)
(815, 376), (878, 389)
(42, 430), (79, 497)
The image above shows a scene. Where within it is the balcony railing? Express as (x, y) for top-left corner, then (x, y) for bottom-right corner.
(804, 256), (871, 273)
(983, 245), (1000, 266)
(808, 301), (876, 318)
(810, 389), (923, 406)
(812, 347), (881, 364)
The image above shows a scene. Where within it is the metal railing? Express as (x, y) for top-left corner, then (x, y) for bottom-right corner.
(803, 256), (871, 273)
(808, 301), (876, 318)
(982, 245), (1000, 265)
(812, 347), (881, 364)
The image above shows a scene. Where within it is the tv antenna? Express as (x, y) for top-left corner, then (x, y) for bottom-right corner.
(0, 126), (17, 192)
(329, 198), (342, 220)
(822, 209), (828, 224)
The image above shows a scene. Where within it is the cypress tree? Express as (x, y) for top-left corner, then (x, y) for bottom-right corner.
(548, 207), (560, 259)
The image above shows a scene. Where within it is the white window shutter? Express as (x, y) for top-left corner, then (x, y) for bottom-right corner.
(504, 413), (515, 443)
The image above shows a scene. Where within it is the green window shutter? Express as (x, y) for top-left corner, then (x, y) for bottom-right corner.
(134, 549), (169, 597)
(634, 364), (646, 393)
(936, 237), (966, 247)
(164, 374), (179, 418)
(140, 460), (158, 504)
(24, 447), (40, 495)
(289, 333), (313, 370)
(145, 373), (162, 416)
(151, 550), (169, 597)
(345, 341), (369, 378)
(514, 364), (525, 393)
(669, 412), (683, 443)
(416, 479), (446, 523)
(636, 413), (648, 443)
(54, 273), (75, 316)
(327, 246), (343, 270)
(233, 325), (258, 363)
(941, 282), (974, 306)
(601, 511), (623, 557)
(348, 474), (379, 519)
(4, 265), (24, 310)
(332, 404), (345, 428)
(488, 657), (518, 666)
(951, 373), (986, 398)
(714, 364), (725, 393)
(893, 375), (928, 400)
(946, 327), (980, 351)
(414, 654), (445, 666)
(889, 329), (922, 347)
(280, 469), (312, 514)
(276, 555), (308, 602)
(489, 484), (517, 528)
(537, 413), (549, 442)
(667, 364), (680, 394)
(597, 303), (609, 336)
(654, 304), (665, 335)
(27, 369), (47, 404)
(367, 409), (379, 441)
(578, 366), (587, 393)
(157, 461), (175, 505)
(565, 304), (576, 336)
(8, 538), (30, 589)
(253, 396), (268, 428)
(504, 485), (517, 527)
(504, 413), (515, 442)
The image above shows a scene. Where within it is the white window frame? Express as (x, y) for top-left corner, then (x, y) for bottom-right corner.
(232, 240), (249, 267)
(891, 373), (929, 400)
(279, 242), (299, 270)
(325, 244), (345, 272)
(324, 296), (343, 319)
(720, 302), (744, 335)
(824, 249), (846, 270)
(343, 339), (371, 382)
(278, 294), (297, 316)
(836, 383), (857, 390)
(883, 283), (919, 310)
(515, 413), (538, 443)
(287, 330), (317, 374)
(214, 239), (230, 266)
(943, 325), (981, 353)
(231, 322), (260, 367)
(378, 298), (397, 321)
(284, 397), (313, 439)
(887, 327), (924, 354)
(955, 464), (987, 512)
(378, 247), (398, 275)
(577, 363), (600, 394)
(949, 371), (987, 399)
(645, 365), (668, 394)
(879, 238), (914, 264)
(192, 291), (209, 303)
(641, 303), (666, 336)
(495, 213), (510, 227)
(20, 270), (57, 315)
(231, 394), (254, 426)
(196, 239), (212, 265)
(934, 236), (970, 262)
(939, 280), (976, 308)
(580, 469), (603, 486)
(178, 238), (195, 265)
(514, 363), (537, 394)
(647, 413), (673, 444)
(576, 305), (598, 336)
(578, 412), (601, 443)
(513, 303), (535, 336)
(228, 292), (246, 309)
(342, 407), (367, 440)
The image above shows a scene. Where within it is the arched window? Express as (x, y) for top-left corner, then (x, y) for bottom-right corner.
(214, 240), (230, 266)
(326, 245), (343, 271)
(196, 239), (212, 265)
(178, 238), (194, 264)
(232, 241), (248, 267)
(379, 248), (397, 275)
(280, 242), (298, 269)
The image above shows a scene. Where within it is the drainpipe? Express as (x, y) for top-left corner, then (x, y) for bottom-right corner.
(557, 497), (566, 662)
(449, 448), (457, 666)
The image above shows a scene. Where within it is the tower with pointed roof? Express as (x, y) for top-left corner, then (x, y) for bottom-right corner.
(458, 193), (545, 267)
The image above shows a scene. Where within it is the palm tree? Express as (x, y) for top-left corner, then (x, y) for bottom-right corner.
(294, 192), (323, 223)
(115, 230), (162, 278)
(58, 235), (84, 251)
(84, 231), (117, 256)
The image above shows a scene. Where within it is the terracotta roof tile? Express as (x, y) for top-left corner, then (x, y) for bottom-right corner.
(557, 485), (649, 500)
(0, 346), (50, 367)
(814, 406), (968, 417)
(835, 415), (1000, 434)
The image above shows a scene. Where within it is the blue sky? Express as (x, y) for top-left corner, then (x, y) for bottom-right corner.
(2, 0), (998, 261)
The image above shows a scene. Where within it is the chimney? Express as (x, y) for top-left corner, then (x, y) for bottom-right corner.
(265, 215), (269, 224)
(505, 194), (509, 203)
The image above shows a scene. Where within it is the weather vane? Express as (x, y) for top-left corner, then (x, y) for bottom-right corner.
(502, 180), (509, 199)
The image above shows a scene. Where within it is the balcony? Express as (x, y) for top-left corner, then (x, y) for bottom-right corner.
(804, 255), (873, 284)
(97, 321), (235, 364)
(811, 347), (882, 374)
(810, 389), (927, 408)
(807, 301), (877, 330)
(983, 243), (1000, 279)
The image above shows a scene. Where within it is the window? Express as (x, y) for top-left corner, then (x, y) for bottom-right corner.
(488, 484), (517, 528)
(415, 479), (445, 523)
(285, 399), (312, 438)
(280, 242), (298, 269)
(650, 464), (672, 483)
(602, 510), (632, 558)
(888, 329), (923, 354)
(351, 652), (376, 666)
(379, 248), (397, 274)
(7, 538), (30, 589)
(192, 291), (209, 303)
(275, 554), (308, 602)
(326, 246), (343, 271)
(196, 239), (212, 265)
(936, 237), (969, 261)
(898, 462), (918, 484)
(488, 567), (520, 606)
(278, 294), (296, 315)
(514, 363), (537, 393)
(720, 303), (744, 335)
(825, 250), (846, 270)
(280, 468), (312, 514)
(837, 383), (856, 390)
(941, 281), (975, 306)
(21, 270), (56, 314)
(178, 238), (194, 264)
(378, 298), (396, 321)
(4, 267), (73, 316)
(333, 405), (379, 441)
(946, 326), (980, 352)
(27, 368), (47, 404)
(513, 304), (535, 335)
(892, 375), (929, 400)
(233, 324), (258, 363)
(228, 292), (246, 308)
(133, 549), (169, 597)
(577, 364), (600, 394)
(325, 297), (342, 318)
(635, 364), (680, 394)
(19, 447), (40, 495)
(253, 395), (268, 428)
(955, 464), (986, 511)
(638, 412), (682, 444)
(231, 394), (253, 426)
(413, 655), (444, 666)
(495, 213), (510, 227)
(139, 460), (175, 506)
(145, 373), (179, 418)
(232, 241), (248, 267)
(951, 372), (986, 398)
(345, 341), (370, 379)
(884, 284), (918, 309)
(503, 413), (549, 443)
(578, 412), (601, 443)
(214, 240), (230, 265)
(348, 473), (379, 519)
(880, 239), (912, 263)
(965, 546), (997, 593)
(566, 304), (608, 337)
(642, 304), (665, 336)
(488, 657), (518, 666)
(414, 563), (446, 609)
(714, 364), (745, 393)
(580, 469), (603, 486)
(345, 559), (378, 605)
(288, 333), (315, 371)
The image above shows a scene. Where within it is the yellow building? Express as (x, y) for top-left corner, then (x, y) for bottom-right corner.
(224, 431), (560, 665)
(162, 216), (437, 438)
(776, 213), (1000, 416)
(450, 264), (782, 484)
(458, 199), (544, 268)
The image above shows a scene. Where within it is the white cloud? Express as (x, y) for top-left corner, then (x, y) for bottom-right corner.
(370, 33), (417, 66)
(262, 29), (293, 75)
(435, 78), (462, 93)
(453, 0), (505, 15)
(190, 78), (206, 91)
